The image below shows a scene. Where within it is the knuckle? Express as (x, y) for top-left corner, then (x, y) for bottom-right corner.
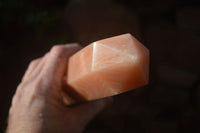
(51, 45), (65, 54)
(29, 58), (39, 66)
(50, 45), (67, 58)
(66, 43), (81, 49)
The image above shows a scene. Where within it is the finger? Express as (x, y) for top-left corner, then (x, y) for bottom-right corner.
(29, 53), (49, 78)
(22, 58), (42, 81)
(70, 97), (113, 125)
(22, 53), (49, 81)
(41, 43), (82, 85)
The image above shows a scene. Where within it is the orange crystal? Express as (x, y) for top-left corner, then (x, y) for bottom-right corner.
(65, 33), (149, 103)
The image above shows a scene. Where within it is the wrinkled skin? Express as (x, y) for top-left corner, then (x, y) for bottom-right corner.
(7, 44), (112, 133)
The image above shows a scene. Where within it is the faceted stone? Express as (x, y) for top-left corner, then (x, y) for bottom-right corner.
(66, 33), (149, 101)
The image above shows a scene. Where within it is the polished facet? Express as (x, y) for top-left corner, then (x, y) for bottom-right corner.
(66, 33), (149, 101)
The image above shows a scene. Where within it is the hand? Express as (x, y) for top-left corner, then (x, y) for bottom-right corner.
(7, 44), (113, 133)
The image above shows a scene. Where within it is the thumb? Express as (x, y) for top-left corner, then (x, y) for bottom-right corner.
(70, 97), (113, 125)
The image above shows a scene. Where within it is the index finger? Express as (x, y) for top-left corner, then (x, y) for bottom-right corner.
(41, 43), (82, 87)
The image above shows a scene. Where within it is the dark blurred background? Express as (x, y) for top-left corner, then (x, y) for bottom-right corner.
(0, 0), (200, 132)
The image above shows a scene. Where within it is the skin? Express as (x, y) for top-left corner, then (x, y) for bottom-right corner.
(6, 43), (113, 133)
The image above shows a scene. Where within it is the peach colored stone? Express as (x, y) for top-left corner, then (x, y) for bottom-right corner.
(65, 33), (149, 103)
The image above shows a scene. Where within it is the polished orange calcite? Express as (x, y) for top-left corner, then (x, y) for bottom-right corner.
(66, 33), (149, 103)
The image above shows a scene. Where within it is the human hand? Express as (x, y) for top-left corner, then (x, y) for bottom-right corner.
(7, 44), (113, 133)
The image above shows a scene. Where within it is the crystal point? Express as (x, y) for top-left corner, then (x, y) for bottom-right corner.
(66, 33), (149, 102)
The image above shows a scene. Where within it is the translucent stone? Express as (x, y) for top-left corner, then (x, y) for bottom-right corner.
(66, 33), (149, 102)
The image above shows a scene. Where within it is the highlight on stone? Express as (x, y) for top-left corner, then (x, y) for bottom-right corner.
(63, 33), (149, 105)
